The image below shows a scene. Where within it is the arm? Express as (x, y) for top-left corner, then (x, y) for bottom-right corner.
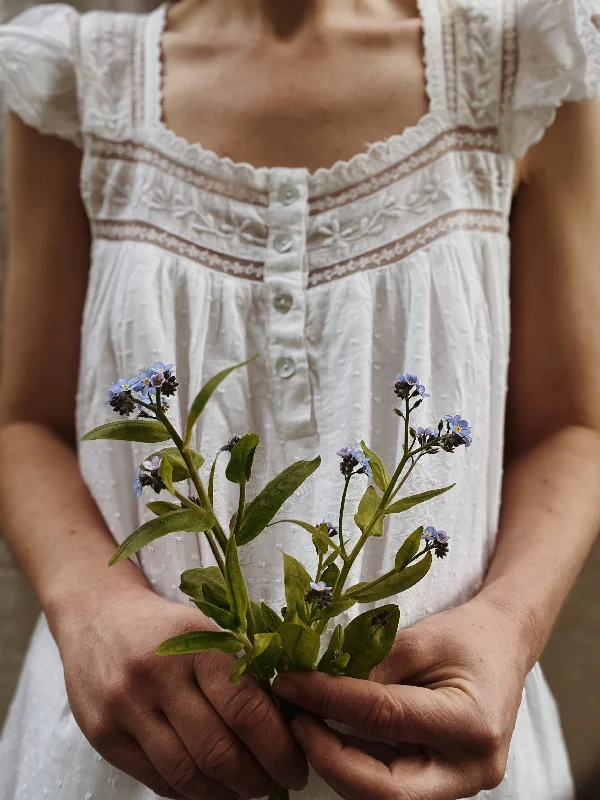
(0, 114), (307, 799)
(274, 99), (600, 800)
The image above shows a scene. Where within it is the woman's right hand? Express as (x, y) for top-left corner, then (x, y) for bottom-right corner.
(52, 582), (308, 800)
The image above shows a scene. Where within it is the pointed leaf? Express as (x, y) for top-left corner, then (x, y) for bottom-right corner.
(195, 602), (238, 630)
(156, 631), (242, 656)
(109, 508), (216, 565)
(147, 501), (180, 516)
(395, 527), (423, 570)
(159, 456), (175, 494)
(236, 458), (321, 545)
(385, 484), (455, 515)
(261, 603), (283, 633)
(248, 600), (269, 636)
(360, 441), (390, 492)
(226, 433), (260, 484)
(274, 520), (344, 558)
(311, 598), (356, 621)
(202, 582), (230, 609)
(230, 656), (250, 685)
(149, 447), (204, 483)
(248, 632), (282, 674)
(184, 358), (257, 446)
(278, 622), (320, 671)
(343, 605), (400, 679)
(226, 535), (249, 633)
(349, 552), (433, 603)
(180, 566), (227, 602)
(317, 624), (344, 673)
(283, 553), (312, 624)
(321, 563), (340, 590)
(354, 485), (384, 536)
(82, 419), (171, 443)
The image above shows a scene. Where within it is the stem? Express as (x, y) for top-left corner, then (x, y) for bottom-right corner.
(154, 402), (229, 554)
(316, 552), (324, 581)
(233, 483), (246, 542)
(208, 451), (222, 506)
(172, 491), (225, 574)
(338, 476), (351, 558)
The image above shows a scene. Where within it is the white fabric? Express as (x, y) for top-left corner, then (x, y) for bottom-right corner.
(1, 1), (600, 798)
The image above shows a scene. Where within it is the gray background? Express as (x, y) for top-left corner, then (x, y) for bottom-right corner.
(0, 0), (599, 794)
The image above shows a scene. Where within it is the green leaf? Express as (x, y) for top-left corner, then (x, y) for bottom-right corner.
(184, 357), (257, 446)
(149, 447), (204, 483)
(159, 456), (175, 494)
(202, 582), (230, 610)
(317, 624), (344, 673)
(225, 535), (249, 633)
(226, 433), (260, 484)
(348, 552), (433, 603)
(156, 631), (242, 656)
(230, 657), (250, 685)
(274, 520), (344, 559)
(248, 632), (282, 675)
(312, 533), (329, 558)
(195, 602), (238, 630)
(354, 485), (384, 537)
(395, 527), (423, 570)
(109, 508), (216, 566)
(321, 563), (340, 589)
(180, 566), (227, 602)
(322, 550), (340, 570)
(248, 600), (269, 636)
(278, 622), (320, 671)
(343, 605), (400, 679)
(312, 597), (356, 621)
(147, 501), (180, 516)
(82, 419), (171, 443)
(236, 457), (321, 545)
(282, 553), (312, 624)
(360, 441), (390, 492)
(385, 484), (455, 515)
(261, 603), (283, 633)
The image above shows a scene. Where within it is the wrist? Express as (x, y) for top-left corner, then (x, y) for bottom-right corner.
(472, 581), (545, 675)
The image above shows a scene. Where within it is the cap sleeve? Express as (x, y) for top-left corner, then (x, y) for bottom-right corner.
(502, 0), (600, 158)
(0, 4), (81, 146)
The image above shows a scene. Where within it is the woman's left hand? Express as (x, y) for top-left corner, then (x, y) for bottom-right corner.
(274, 592), (532, 800)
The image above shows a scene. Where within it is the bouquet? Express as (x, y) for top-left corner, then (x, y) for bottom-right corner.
(83, 358), (471, 799)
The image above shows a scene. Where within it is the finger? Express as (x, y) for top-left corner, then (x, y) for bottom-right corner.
(163, 681), (270, 798)
(274, 671), (466, 751)
(196, 651), (308, 791)
(129, 708), (240, 800)
(291, 713), (471, 800)
(96, 729), (189, 799)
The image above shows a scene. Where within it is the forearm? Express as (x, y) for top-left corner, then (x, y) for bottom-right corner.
(479, 424), (600, 670)
(0, 420), (151, 635)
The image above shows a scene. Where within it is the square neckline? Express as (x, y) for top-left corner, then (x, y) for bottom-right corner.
(144, 0), (451, 191)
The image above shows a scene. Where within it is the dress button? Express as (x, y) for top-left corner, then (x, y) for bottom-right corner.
(278, 184), (300, 205)
(273, 293), (293, 313)
(276, 357), (296, 379)
(273, 233), (294, 253)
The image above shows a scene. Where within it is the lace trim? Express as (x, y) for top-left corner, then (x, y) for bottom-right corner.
(132, 15), (146, 130)
(308, 209), (504, 288)
(92, 219), (264, 281)
(438, 0), (458, 118)
(308, 127), (499, 214)
(500, 0), (519, 115)
(92, 210), (504, 288)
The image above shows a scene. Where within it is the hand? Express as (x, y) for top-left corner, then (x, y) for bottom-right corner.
(54, 582), (308, 800)
(274, 592), (532, 800)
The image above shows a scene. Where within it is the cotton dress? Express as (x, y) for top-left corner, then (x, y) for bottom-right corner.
(1, 1), (600, 798)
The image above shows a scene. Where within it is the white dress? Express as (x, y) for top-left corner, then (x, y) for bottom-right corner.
(1, 2), (600, 798)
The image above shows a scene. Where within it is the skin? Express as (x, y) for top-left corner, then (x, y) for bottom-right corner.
(1, 0), (599, 798)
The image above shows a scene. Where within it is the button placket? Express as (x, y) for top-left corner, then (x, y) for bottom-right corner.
(265, 171), (316, 441)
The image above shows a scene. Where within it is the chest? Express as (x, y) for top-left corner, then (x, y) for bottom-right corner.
(160, 22), (429, 171)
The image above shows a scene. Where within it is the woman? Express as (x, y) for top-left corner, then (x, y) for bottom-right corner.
(0, 1), (600, 798)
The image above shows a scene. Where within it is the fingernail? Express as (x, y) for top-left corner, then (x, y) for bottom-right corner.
(273, 675), (297, 701)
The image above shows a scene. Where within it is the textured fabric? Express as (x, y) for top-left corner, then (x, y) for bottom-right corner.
(1, 1), (600, 798)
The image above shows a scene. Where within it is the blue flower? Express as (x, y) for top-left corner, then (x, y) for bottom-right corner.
(132, 369), (153, 397)
(320, 520), (339, 537)
(310, 581), (331, 592)
(395, 373), (429, 400)
(422, 525), (438, 543)
(435, 530), (450, 545)
(108, 376), (137, 399)
(148, 361), (174, 378)
(417, 426), (436, 442)
(444, 415), (472, 448)
(142, 455), (162, 472)
(337, 446), (372, 478)
(133, 468), (143, 498)
(422, 526), (451, 558)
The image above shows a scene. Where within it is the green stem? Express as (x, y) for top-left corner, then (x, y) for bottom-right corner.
(172, 492), (225, 574)
(338, 476), (351, 558)
(208, 451), (222, 506)
(233, 483), (246, 542)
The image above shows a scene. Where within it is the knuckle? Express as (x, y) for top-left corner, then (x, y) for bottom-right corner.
(227, 686), (272, 731)
(479, 754), (508, 790)
(160, 752), (198, 792)
(365, 690), (400, 739)
(472, 716), (504, 757)
(198, 731), (238, 776)
(144, 773), (182, 799)
(84, 716), (115, 751)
